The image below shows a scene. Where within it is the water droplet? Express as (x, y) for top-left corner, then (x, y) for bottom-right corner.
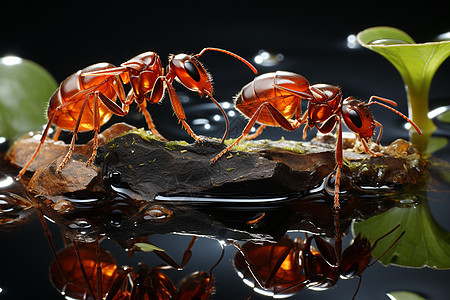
(435, 32), (450, 41)
(192, 118), (210, 126)
(0, 56), (23, 66)
(51, 200), (75, 214)
(347, 34), (360, 49)
(68, 218), (92, 230)
(253, 50), (284, 67)
(368, 39), (412, 46)
(143, 205), (173, 222)
(109, 209), (123, 228)
(0, 173), (15, 189)
(108, 171), (122, 186)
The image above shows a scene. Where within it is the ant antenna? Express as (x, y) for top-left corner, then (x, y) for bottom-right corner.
(368, 224), (405, 267)
(196, 47), (258, 74)
(367, 98), (422, 135)
(203, 89), (230, 143)
(209, 241), (225, 275)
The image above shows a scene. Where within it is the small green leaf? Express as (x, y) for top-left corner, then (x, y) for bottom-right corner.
(0, 56), (58, 139)
(353, 195), (450, 269)
(134, 242), (165, 252)
(387, 291), (427, 300)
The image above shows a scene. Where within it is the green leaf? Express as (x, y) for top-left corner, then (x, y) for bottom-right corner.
(134, 242), (165, 252)
(0, 56), (58, 140)
(387, 291), (427, 300)
(436, 109), (450, 123)
(353, 193), (450, 269)
(357, 27), (450, 152)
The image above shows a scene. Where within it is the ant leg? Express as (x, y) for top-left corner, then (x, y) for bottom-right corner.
(154, 236), (198, 270)
(72, 241), (99, 300)
(57, 94), (90, 172)
(210, 103), (266, 163)
(149, 76), (165, 104)
(86, 93), (100, 166)
(211, 102), (299, 163)
(137, 101), (168, 141)
(374, 120), (383, 144)
(165, 80), (203, 141)
(272, 84), (313, 100)
(334, 118), (343, 208)
(17, 110), (57, 178)
(95, 240), (103, 300)
(244, 124), (266, 140)
(360, 138), (382, 157)
(52, 126), (62, 141)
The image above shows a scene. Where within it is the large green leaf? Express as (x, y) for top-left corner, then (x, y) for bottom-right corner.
(353, 194), (450, 269)
(0, 56), (57, 140)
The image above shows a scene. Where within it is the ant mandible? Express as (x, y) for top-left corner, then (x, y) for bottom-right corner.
(17, 48), (257, 178)
(210, 71), (422, 208)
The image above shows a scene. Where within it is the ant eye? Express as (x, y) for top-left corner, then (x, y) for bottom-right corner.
(341, 263), (359, 279)
(349, 109), (363, 128)
(184, 60), (201, 82)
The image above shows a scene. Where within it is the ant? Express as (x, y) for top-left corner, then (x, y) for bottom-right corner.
(211, 71), (422, 208)
(233, 224), (405, 299)
(83, 47), (257, 143)
(17, 48), (257, 178)
(104, 236), (225, 300)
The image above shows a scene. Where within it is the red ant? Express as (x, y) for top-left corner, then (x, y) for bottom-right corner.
(211, 71), (422, 208)
(233, 224), (404, 299)
(104, 236), (225, 300)
(83, 47), (257, 143)
(17, 48), (257, 178)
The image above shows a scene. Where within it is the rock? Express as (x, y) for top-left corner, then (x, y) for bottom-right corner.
(9, 122), (427, 200)
(97, 133), (316, 199)
(97, 130), (427, 200)
(26, 154), (105, 198)
(7, 122), (137, 173)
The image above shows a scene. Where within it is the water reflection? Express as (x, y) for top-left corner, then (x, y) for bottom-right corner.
(254, 50), (284, 67)
(0, 123), (449, 299)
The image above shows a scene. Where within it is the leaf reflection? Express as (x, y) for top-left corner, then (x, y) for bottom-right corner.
(353, 184), (450, 270)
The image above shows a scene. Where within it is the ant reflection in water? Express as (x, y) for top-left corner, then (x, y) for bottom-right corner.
(33, 202), (225, 300)
(233, 223), (404, 299)
(47, 235), (224, 300)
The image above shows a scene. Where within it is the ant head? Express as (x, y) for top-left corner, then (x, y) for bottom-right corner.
(339, 234), (372, 280)
(121, 52), (164, 100)
(168, 53), (213, 97)
(168, 48), (257, 98)
(342, 95), (422, 140)
(341, 97), (376, 140)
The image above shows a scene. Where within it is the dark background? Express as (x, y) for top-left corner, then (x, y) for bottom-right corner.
(3, 0), (450, 143)
(2, 1), (450, 299)
(3, 1), (450, 140)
